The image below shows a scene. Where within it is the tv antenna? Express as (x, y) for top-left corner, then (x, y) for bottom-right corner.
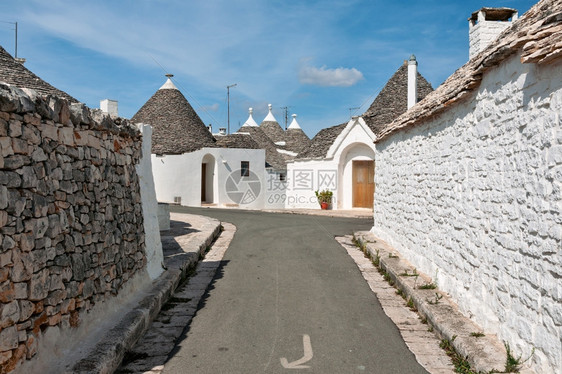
(280, 106), (291, 130)
(348, 106), (360, 118)
(0, 21), (23, 61)
(226, 83), (237, 134)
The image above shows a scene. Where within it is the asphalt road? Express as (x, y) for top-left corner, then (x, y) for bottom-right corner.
(164, 207), (428, 374)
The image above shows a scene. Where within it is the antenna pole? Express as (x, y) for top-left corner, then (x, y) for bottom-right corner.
(14, 22), (17, 59)
(348, 106), (360, 119)
(280, 106), (291, 130)
(227, 83), (237, 134)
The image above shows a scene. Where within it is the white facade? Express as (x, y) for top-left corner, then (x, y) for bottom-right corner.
(372, 54), (561, 373)
(286, 117), (376, 210)
(152, 147), (268, 209)
(135, 124), (164, 280)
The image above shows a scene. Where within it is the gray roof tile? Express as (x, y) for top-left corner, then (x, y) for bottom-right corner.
(0, 45), (78, 102)
(131, 83), (216, 154)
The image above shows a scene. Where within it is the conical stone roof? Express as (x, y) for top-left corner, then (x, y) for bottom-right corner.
(285, 114), (311, 154)
(362, 62), (433, 135)
(0, 45), (78, 102)
(297, 123), (346, 160)
(236, 124), (286, 170)
(132, 77), (216, 154)
(260, 104), (286, 144)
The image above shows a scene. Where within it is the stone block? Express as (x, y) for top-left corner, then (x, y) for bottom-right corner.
(14, 283), (26, 300)
(58, 127), (74, 146)
(0, 137), (13, 157)
(8, 120), (22, 137)
(11, 249), (32, 282)
(29, 269), (50, 301)
(47, 312), (62, 326)
(25, 334), (37, 359)
(0, 211), (7, 228)
(49, 273), (64, 291)
(18, 232), (34, 252)
(0, 185), (7, 210)
(0, 350), (11, 365)
(0, 280), (15, 303)
(11, 138), (28, 155)
(0, 300), (20, 329)
(18, 300), (33, 321)
(0, 325), (18, 351)
(3, 155), (30, 170)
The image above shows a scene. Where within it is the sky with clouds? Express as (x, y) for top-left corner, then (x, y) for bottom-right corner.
(0, 0), (536, 137)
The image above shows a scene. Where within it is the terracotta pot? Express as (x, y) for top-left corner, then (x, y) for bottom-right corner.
(320, 202), (329, 210)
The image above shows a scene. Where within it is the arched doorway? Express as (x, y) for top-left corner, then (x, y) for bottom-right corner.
(339, 143), (375, 210)
(201, 154), (216, 204)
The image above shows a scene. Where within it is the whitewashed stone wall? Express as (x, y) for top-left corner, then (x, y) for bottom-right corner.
(372, 54), (561, 373)
(135, 124), (163, 280)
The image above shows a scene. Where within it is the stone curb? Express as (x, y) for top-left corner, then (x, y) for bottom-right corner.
(263, 208), (373, 219)
(354, 231), (535, 374)
(70, 214), (222, 374)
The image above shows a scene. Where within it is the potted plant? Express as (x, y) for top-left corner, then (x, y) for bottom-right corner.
(315, 189), (333, 210)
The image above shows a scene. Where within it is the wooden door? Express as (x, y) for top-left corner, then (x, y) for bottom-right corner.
(352, 160), (374, 208)
(201, 164), (206, 202)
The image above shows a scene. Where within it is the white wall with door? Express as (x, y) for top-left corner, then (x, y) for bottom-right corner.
(286, 117), (376, 210)
(152, 148), (266, 209)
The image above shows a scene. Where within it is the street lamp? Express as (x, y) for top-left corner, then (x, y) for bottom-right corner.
(227, 83), (237, 134)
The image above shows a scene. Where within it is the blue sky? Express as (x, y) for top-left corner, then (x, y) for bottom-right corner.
(0, 0), (536, 137)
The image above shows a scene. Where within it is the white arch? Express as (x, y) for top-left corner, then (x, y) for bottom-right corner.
(337, 142), (376, 210)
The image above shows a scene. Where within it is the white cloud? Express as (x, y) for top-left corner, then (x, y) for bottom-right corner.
(299, 65), (364, 87)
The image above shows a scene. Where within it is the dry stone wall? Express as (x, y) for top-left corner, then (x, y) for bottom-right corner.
(372, 54), (561, 373)
(0, 83), (146, 373)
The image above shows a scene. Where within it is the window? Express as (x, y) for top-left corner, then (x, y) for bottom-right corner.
(241, 161), (250, 177)
(279, 173), (286, 181)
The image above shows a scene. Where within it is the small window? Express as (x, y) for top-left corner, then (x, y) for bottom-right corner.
(279, 173), (286, 181)
(241, 161), (250, 177)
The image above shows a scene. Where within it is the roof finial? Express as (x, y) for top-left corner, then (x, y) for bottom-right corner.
(242, 107), (258, 127)
(268, 103), (272, 112)
(160, 74), (178, 90)
(288, 113), (301, 130)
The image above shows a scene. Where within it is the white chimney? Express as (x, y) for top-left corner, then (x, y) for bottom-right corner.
(100, 99), (118, 117)
(407, 54), (418, 110)
(208, 124), (213, 133)
(469, 8), (518, 60)
(219, 127), (227, 135)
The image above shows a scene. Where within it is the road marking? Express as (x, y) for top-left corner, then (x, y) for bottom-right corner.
(280, 334), (313, 369)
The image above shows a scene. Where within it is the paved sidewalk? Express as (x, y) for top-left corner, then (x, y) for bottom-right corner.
(352, 231), (535, 374)
(337, 235), (454, 374)
(70, 213), (223, 373)
(116, 221), (236, 373)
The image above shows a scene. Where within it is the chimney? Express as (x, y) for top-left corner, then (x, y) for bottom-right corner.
(407, 54), (418, 110)
(469, 7), (518, 60)
(208, 124), (213, 133)
(100, 99), (118, 117)
(219, 127), (227, 135)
